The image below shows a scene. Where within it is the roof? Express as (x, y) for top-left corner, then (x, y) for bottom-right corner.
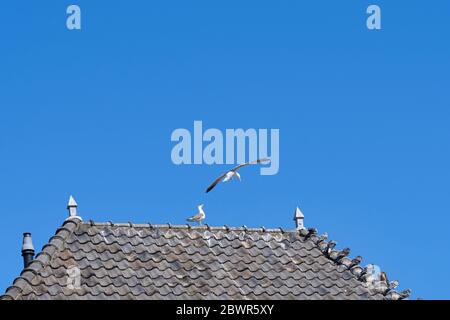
(1, 218), (410, 300)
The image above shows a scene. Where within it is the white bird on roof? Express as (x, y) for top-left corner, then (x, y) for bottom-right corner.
(186, 204), (206, 225)
(205, 158), (271, 193)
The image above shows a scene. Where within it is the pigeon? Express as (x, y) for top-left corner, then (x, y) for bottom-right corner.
(350, 255), (363, 268)
(380, 271), (388, 284)
(389, 280), (399, 290)
(186, 204), (206, 225)
(337, 248), (351, 260)
(327, 240), (337, 252)
(205, 158), (271, 193)
(399, 289), (411, 299)
(317, 232), (328, 243)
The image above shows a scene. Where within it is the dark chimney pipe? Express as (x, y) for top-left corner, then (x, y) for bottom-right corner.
(21, 232), (35, 268)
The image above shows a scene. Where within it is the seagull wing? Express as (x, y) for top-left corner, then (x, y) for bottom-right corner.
(187, 212), (204, 221)
(205, 172), (228, 193)
(205, 158), (270, 193)
(230, 158), (271, 172)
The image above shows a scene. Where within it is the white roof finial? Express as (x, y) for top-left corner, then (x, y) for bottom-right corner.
(66, 195), (82, 221)
(294, 206), (305, 230)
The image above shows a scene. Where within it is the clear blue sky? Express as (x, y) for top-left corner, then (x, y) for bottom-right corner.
(1, 1), (449, 299)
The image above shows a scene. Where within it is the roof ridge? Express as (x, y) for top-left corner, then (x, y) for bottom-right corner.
(1, 218), (82, 300)
(84, 220), (298, 234)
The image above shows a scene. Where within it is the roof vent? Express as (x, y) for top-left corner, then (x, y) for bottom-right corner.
(21, 233), (35, 268)
(66, 195), (82, 221)
(294, 206), (305, 230)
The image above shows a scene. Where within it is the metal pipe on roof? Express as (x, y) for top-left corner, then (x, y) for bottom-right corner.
(21, 232), (35, 268)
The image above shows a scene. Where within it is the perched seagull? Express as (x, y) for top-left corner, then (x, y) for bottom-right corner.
(205, 158), (271, 193)
(186, 204), (206, 225)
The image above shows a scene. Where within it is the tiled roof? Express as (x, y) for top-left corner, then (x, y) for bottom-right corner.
(1, 218), (410, 300)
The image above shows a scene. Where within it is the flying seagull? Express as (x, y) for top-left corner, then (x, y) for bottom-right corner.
(205, 158), (271, 193)
(186, 204), (206, 225)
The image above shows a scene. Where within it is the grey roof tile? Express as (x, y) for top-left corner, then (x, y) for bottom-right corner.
(1, 219), (408, 300)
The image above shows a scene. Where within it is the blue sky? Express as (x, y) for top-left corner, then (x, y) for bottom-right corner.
(0, 1), (449, 299)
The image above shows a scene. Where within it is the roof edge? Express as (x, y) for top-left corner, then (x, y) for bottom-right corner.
(1, 218), (82, 300)
(299, 228), (411, 300)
